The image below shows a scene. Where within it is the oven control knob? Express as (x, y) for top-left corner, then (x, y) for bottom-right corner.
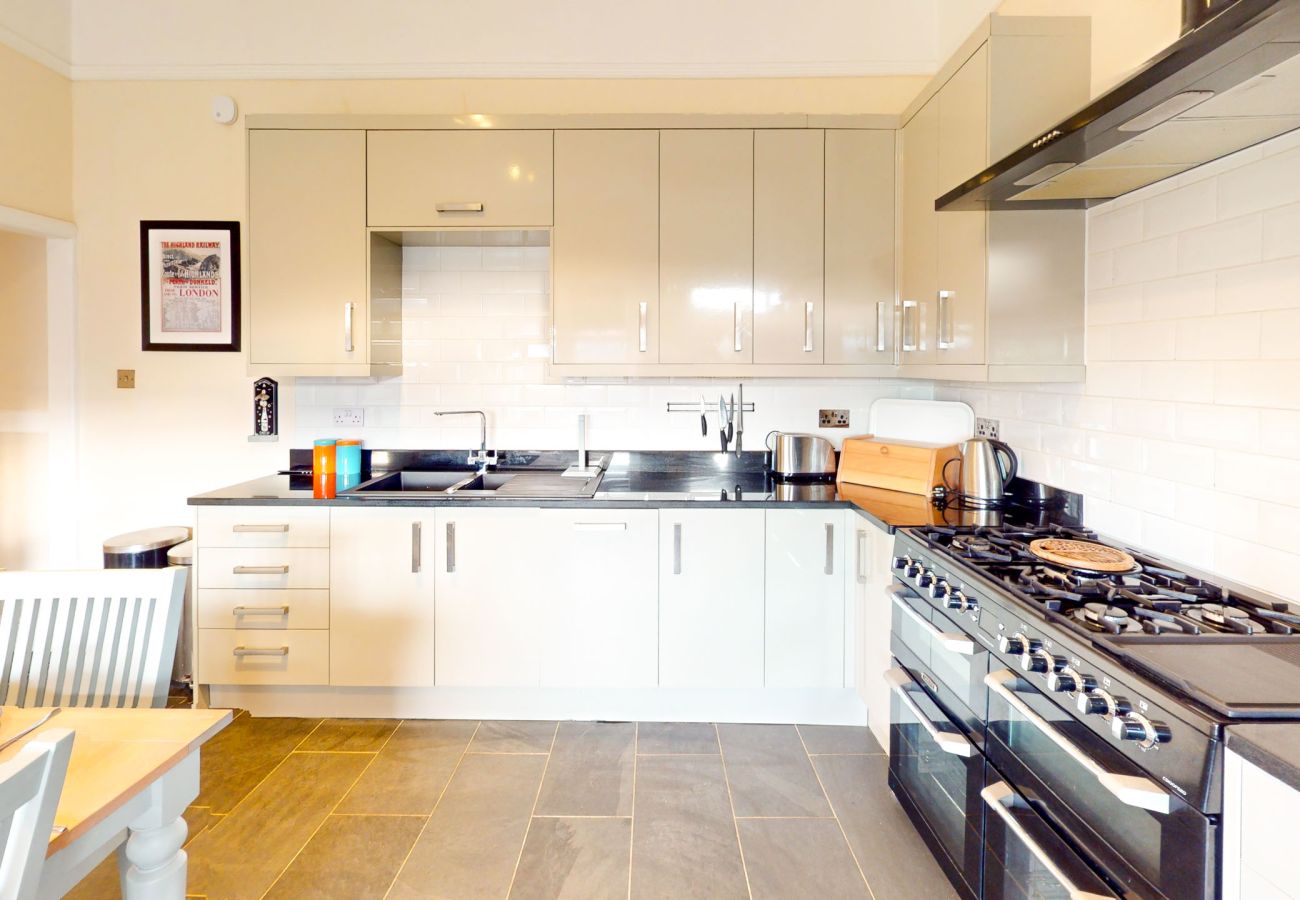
(998, 632), (1038, 656)
(929, 579), (949, 600)
(905, 562), (922, 578)
(1078, 694), (1110, 716)
(944, 589), (967, 610)
(1111, 714), (1172, 747)
(1020, 650), (1063, 674)
(917, 570), (935, 588)
(892, 556), (909, 571)
(1046, 669), (1077, 693)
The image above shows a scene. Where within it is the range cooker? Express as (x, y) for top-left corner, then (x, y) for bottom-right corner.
(886, 519), (1300, 899)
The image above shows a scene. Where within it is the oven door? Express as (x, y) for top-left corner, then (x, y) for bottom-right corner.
(887, 666), (984, 899)
(888, 582), (989, 733)
(985, 669), (1217, 898)
(981, 780), (1120, 899)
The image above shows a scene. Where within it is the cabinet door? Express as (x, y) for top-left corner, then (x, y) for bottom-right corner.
(249, 130), (367, 367)
(765, 510), (844, 688)
(899, 100), (938, 365)
(937, 43), (989, 196)
(825, 130), (896, 364)
(553, 130), (659, 365)
(434, 509), (542, 687)
(659, 509), (765, 688)
(329, 508), (436, 687)
(367, 130), (553, 228)
(538, 509), (658, 687)
(659, 130), (754, 364)
(754, 129), (824, 364)
(856, 521), (897, 753)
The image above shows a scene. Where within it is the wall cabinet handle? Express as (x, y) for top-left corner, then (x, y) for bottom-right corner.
(412, 521), (422, 573)
(232, 565), (289, 575)
(672, 523), (682, 575)
(875, 301), (888, 353)
(733, 302), (743, 352)
(435, 202), (484, 213)
(343, 302), (354, 353)
(232, 523), (289, 533)
(824, 523), (835, 575)
(856, 530), (868, 584)
(638, 301), (648, 353)
(901, 300), (918, 352)
(232, 605), (290, 616)
(233, 645), (289, 657)
(938, 290), (954, 349)
(446, 522), (456, 573)
(804, 301), (815, 352)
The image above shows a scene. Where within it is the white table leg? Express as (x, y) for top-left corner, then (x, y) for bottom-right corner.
(122, 817), (188, 899)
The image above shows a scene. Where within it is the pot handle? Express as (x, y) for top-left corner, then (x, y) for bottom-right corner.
(992, 440), (1018, 485)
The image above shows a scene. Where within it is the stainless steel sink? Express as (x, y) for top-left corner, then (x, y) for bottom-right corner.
(342, 468), (602, 499)
(346, 470), (479, 494)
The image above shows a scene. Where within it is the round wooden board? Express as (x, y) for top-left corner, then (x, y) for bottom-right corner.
(1029, 538), (1137, 573)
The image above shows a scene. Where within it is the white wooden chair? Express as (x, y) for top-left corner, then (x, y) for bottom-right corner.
(0, 728), (74, 900)
(0, 569), (186, 709)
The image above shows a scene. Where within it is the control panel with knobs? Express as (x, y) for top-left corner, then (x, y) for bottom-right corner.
(1111, 713), (1172, 749)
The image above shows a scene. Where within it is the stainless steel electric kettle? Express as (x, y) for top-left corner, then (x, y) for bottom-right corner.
(943, 438), (1018, 508)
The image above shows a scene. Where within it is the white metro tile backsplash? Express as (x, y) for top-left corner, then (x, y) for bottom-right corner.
(294, 244), (920, 453)
(936, 129), (1300, 601)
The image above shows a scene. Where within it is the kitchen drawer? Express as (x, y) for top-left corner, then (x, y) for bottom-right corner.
(367, 130), (554, 227)
(198, 628), (329, 685)
(197, 589), (330, 630)
(198, 548), (329, 590)
(197, 507), (330, 549)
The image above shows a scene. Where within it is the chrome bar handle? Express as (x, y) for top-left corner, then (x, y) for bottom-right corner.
(638, 301), (648, 352)
(938, 290), (954, 348)
(875, 301), (887, 352)
(232, 605), (289, 616)
(232, 524), (289, 533)
(343, 302), (354, 352)
(856, 530), (868, 584)
(985, 670), (1174, 814)
(435, 202), (484, 213)
(672, 523), (682, 575)
(982, 783), (1113, 900)
(804, 301), (814, 352)
(733, 302), (743, 352)
(446, 522), (456, 573)
(411, 521), (422, 574)
(901, 300), (918, 352)
(232, 565), (289, 576)
(824, 523), (834, 575)
(885, 668), (974, 757)
(233, 646), (289, 657)
(888, 585), (974, 655)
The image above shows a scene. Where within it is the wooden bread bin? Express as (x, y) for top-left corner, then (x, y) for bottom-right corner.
(836, 436), (961, 496)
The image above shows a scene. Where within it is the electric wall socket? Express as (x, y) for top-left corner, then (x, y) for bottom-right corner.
(333, 408), (364, 426)
(819, 409), (850, 428)
(975, 417), (1000, 439)
(116, 369), (135, 389)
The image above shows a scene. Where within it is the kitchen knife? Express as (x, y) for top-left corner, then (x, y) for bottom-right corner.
(735, 384), (744, 457)
(727, 393), (736, 444)
(718, 395), (730, 453)
(700, 395), (708, 436)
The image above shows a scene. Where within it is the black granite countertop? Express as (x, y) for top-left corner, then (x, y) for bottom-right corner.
(1227, 724), (1300, 790)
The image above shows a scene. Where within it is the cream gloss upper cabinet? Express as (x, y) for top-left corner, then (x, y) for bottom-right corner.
(248, 129), (376, 376)
(900, 15), (1090, 381)
(366, 130), (553, 228)
(552, 130), (659, 365)
(754, 129), (824, 364)
(825, 130), (896, 365)
(659, 130), (754, 365)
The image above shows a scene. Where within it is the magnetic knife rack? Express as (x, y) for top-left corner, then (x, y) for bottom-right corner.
(665, 402), (755, 416)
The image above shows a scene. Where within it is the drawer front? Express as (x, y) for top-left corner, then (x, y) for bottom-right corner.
(197, 589), (330, 630)
(197, 507), (330, 548)
(198, 548), (329, 590)
(198, 629), (329, 685)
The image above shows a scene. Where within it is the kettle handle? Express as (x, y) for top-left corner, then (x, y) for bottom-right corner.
(765, 430), (778, 453)
(991, 439), (1018, 485)
(941, 456), (960, 493)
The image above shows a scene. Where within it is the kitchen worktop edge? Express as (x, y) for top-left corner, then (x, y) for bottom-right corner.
(1227, 724), (1300, 791)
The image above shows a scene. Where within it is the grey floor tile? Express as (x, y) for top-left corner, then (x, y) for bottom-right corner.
(636, 722), (719, 754)
(717, 724), (832, 817)
(813, 753), (959, 900)
(469, 720), (557, 753)
(337, 719), (479, 814)
(187, 751), (373, 900)
(263, 814), (426, 900)
(297, 717), (399, 751)
(631, 755), (748, 900)
(797, 724), (884, 755)
(739, 818), (870, 899)
(388, 752), (548, 900)
(535, 721), (635, 816)
(509, 817), (632, 900)
(195, 714), (322, 813)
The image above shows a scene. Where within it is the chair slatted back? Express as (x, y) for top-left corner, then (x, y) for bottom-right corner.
(0, 570), (185, 709)
(0, 728), (75, 900)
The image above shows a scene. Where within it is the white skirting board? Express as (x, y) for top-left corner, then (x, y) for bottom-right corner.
(204, 684), (870, 725)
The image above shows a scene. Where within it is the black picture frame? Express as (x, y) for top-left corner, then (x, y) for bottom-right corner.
(140, 219), (241, 351)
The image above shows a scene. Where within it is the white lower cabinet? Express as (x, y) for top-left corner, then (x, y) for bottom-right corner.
(434, 508), (544, 687)
(658, 509), (766, 688)
(765, 509), (844, 688)
(854, 519), (898, 752)
(329, 508), (437, 687)
(537, 509), (658, 687)
(1223, 748), (1300, 899)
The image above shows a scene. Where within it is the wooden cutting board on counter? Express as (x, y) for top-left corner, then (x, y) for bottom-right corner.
(836, 435), (961, 496)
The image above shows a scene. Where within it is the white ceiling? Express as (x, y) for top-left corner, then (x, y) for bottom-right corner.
(1, 0), (1005, 80)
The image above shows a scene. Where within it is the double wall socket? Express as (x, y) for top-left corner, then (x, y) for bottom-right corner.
(819, 409), (850, 428)
(333, 408), (364, 426)
(975, 417), (1000, 439)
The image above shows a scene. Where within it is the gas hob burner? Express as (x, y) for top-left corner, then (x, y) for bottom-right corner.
(1185, 603), (1261, 635)
(1073, 602), (1144, 635)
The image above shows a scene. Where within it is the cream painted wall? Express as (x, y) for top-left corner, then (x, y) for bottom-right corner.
(0, 42), (71, 220)
(0, 230), (46, 411)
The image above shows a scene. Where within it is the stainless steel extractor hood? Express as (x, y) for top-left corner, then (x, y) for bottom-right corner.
(939, 0), (1300, 211)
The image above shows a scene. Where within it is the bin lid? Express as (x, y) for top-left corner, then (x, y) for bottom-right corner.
(167, 539), (194, 566)
(103, 526), (192, 554)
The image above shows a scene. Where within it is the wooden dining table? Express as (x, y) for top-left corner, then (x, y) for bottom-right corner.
(0, 705), (232, 900)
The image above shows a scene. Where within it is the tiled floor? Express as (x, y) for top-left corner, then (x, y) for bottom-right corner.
(68, 714), (956, 900)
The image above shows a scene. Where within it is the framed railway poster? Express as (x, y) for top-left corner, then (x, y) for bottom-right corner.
(140, 219), (241, 351)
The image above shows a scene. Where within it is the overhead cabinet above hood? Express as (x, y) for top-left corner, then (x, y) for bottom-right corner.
(939, 0), (1300, 210)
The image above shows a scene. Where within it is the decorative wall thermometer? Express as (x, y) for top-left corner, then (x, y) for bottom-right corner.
(250, 377), (278, 441)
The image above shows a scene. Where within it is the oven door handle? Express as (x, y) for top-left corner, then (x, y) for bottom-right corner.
(885, 668), (975, 758)
(982, 782), (1115, 900)
(985, 670), (1174, 814)
(888, 585), (975, 656)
